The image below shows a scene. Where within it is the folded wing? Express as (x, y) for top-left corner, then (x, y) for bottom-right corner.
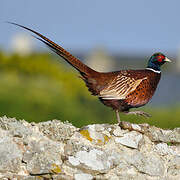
(100, 73), (147, 100)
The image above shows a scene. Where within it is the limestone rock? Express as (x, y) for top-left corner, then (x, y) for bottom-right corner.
(115, 131), (143, 149)
(74, 173), (93, 180)
(0, 133), (23, 173)
(0, 116), (180, 179)
(126, 151), (165, 176)
(68, 149), (113, 172)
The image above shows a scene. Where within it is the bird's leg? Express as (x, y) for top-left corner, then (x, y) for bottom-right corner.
(115, 110), (121, 124)
(124, 111), (151, 118)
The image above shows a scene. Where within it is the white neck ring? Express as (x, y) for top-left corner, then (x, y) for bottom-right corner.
(146, 68), (161, 73)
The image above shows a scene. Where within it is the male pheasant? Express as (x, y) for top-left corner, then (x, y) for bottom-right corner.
(8, 22), (171, 123)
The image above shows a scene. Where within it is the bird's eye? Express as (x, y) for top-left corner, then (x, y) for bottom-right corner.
(157, 55), (164, 62)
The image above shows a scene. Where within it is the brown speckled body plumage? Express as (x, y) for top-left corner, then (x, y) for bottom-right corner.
(9, 22), (171, 123)
(98, 70), (161, 112)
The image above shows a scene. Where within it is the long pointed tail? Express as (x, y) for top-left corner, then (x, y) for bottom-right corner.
(8, 22), (97, 76)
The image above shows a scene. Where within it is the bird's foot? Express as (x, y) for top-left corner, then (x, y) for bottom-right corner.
(124, 111), (151, 118)
(119, 121), (149, 134)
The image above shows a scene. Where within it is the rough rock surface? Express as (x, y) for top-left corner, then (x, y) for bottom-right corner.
(0, 116), (179, 180)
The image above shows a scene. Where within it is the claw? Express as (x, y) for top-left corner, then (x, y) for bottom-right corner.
(124, 111), (151, 118)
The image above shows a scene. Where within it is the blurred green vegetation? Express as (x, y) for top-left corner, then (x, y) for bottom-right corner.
(0, 51), (179, 129)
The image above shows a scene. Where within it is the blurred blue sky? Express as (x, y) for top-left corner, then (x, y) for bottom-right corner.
(1, 0), (180, 55)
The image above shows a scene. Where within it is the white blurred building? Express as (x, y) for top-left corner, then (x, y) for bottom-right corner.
(85, 47), (115, 72)
(10, 33), (34, 55)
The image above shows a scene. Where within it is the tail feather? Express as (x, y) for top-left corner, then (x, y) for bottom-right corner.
(7, 22), (96, 75)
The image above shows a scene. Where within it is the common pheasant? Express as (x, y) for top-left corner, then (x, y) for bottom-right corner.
(8, 22), (171, 123)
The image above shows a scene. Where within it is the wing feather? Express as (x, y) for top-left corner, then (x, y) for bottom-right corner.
(99, 73), (147, 100)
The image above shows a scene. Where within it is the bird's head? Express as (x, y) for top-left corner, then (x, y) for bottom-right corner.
(147, 52), (171, 71)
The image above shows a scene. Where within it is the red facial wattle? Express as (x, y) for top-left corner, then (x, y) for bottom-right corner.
(157, 55), (165, 63)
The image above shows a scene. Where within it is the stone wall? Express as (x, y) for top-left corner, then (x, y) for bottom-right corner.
(0, 116), (179, 180)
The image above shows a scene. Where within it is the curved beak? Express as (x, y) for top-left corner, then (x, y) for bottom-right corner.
(165, 57), (172, 62)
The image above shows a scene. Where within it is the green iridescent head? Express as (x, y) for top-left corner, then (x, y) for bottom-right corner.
(147, 52), (171, 71)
